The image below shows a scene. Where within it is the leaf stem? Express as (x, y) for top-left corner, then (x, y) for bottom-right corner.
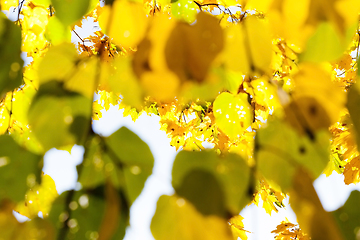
(6, 91), (14, 134)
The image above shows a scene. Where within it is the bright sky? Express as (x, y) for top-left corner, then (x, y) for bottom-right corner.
(42, 105), (360, 240)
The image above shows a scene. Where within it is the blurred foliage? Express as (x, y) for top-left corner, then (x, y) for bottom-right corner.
(0, 0), (360, 239)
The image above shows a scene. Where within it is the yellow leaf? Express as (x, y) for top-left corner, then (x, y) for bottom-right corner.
(343, 156), (360, 185)
(0, 94), (11, 134)
(287, 63), (345, 133)
(336, 54), (353, 70)
(272, 220), (310, 240)
(92, 101), (102, 120)
(179, 12), (224, 82)
(25, 7), (49, 36)
(222, 25), (250, 73)
(243, 15), (273, 74)
(335, 0), (360, 28)
(251, 77), (281, 113)
(213, 92), (252, 139)
(132, 15), (181, 102)
(99, 0), (147, 48)
(268, 0), (313, 48)
(304, 0), (347, 35)
(242, 0), (273, 12)
(141, 70), (180, 102)
(272, 221), (297, 234)
(229, 215), (249, 240)
(1, 199), (55, 239)
(222, 15), (272, 75)
(0, 0), (17, 10)
(15, 174), (58, 219)
(133, 14), (177, 76)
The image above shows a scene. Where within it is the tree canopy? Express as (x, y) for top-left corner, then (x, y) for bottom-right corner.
(0, 0), (360, 239)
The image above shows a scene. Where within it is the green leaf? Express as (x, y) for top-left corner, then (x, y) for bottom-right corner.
(38, 43), (79, 84)
(108, 57), (143, 109)
(225, 71), (244, 94)
(104, 127), (154, 205)
(38, 43), (98, 99)
(346, 82), (360, 150)
(171, 0), (197, 23)
(51, 0), (91, 26)
(45, 16), (72, 45)
(172, 150), (252, 216)
(77, 136), (107, 189)
(213, 92), (252, 139)
(151, 195), (233, 240)
(176, 169), (226, 217)
(300, 21), (344, 63)
(0, 135), (41, 202)
(78, 137), (123, 191)
(28, 81), (92, 151)
(332, 190), (360, 240)
(0, 13), (23, 96)
(48, 184), (128, 240)
(255, 119), (330, 191)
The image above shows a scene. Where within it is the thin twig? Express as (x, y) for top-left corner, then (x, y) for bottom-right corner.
(6, 91), (14, 134)
(16, 0), (25, 25)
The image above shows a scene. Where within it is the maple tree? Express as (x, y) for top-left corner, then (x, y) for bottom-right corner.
(1, 0), (360, 239)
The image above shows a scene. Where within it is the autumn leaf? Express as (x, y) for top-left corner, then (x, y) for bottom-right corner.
(271, 220), (310, 240)
(229, 215), (249, 240)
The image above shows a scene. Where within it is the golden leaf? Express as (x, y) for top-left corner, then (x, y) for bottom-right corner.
(343, 156), (360, 185)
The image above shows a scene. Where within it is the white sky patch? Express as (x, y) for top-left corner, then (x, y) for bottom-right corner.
(314, 172), (360, 211)
(42, 145), (84, 194)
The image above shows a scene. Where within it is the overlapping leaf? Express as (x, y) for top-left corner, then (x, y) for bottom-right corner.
(37, 43), (100, 99)
(104, 127), (154, 205)
(51, 0), (91, 26)
(172, 150), (252, 217)
(79, 127), (154, 206)
(99, 0), (147, 48)
(0, 200), (54, 240)
(332, 190), (360, 240)
(133, 12), (224, 102)
(151, 195), (233, 240)
(222, 15), (272, 75)
(0, 135), (41, 202)
(255, 119), (329, 191)
(28, 81), (92, 151)
(0, 13), (23, 96)
(51, 127), (153, 239)
(48, 183), (128, 240)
